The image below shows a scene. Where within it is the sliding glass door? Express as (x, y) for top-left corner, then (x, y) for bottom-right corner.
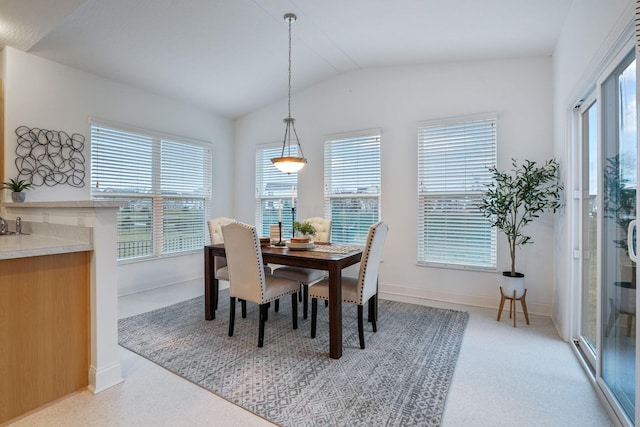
(577, 47), (637, 425)
(601, 51), (636, 421)
(580, 96), (598, 366)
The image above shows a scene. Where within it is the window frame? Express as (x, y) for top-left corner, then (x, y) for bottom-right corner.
(255, 142), (298, 239)
(416, 112), (497, 271)
(90, 119), (212, 262)
(324, 128), (382, 245)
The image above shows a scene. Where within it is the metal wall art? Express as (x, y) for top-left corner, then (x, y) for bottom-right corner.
(14, 126), (86, 187)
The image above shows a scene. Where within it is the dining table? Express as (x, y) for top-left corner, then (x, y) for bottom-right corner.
(204, 242), (365, 359)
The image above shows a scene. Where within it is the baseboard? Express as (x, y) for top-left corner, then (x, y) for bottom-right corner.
(118, 277), (203, 297)
(88, 362), (124, 394)
(379, 283), (552, 316)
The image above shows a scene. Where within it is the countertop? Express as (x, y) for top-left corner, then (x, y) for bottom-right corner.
(0, 234), (92, 260)
(0, 201), (120, 260)
(0, 200), (128, 209)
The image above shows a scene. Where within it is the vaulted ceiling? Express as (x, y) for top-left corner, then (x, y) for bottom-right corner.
(0, 0), (573, 119)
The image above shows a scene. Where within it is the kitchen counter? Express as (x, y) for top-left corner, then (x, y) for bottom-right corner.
(0, 200), (127, 209)
(0, 203), (111, 422)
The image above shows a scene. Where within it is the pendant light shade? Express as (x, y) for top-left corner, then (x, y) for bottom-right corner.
(271, 13), (307, 174)
(272, 155), (307, 173)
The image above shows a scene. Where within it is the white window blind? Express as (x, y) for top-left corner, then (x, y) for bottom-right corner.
(324, 129), (381, 244)
(91, 121), (212, 260)
(91, 127), (153, 193)
(417, 113), (497, 269)
(160, 140), (211, 254)
(256, 144), (298, 238)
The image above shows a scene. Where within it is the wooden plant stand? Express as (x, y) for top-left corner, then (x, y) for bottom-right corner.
(497, 287), (530, 327)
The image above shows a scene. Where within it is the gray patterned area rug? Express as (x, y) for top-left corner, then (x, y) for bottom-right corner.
(118, 290), (469, 426)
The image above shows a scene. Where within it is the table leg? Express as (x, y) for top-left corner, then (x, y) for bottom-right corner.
(328, 264), (342, 359)
(204, 247), (216, 320)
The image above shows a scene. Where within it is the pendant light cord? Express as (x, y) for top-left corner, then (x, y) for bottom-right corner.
(272, 13), (307, 168)
(287, 15), (293, 120)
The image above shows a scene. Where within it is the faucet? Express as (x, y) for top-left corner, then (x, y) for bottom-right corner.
(0, 217), (6, 234)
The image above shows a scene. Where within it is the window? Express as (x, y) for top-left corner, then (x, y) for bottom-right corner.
(90, 121), (212, 260)
(256, 144), (297, 239)
(417, 113), (497, 269)
(324, 129), (381, 245)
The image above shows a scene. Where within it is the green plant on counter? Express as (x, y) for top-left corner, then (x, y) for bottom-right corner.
(1, 178), (32, 192)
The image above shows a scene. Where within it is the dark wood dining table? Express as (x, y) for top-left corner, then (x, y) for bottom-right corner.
(204, 243), (364, 359)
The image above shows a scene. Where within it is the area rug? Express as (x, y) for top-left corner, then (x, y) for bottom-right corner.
(118, 290), (469, 426)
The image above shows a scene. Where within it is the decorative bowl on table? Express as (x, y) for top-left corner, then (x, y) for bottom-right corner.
(286, 240), (315, 250)
(290, 236), (311, 243)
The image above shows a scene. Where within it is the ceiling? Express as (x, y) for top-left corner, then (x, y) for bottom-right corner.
(0, 0), (573, 119)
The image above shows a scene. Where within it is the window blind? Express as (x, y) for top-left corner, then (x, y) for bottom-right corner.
(91, 122), (212, 260)
(161, 140), (211, 198)
(417, 113), (497, 269)
(324, 130), (381, 244)
(160, 139), (211, 254)
(91, 126), (153, 194)
(255, 144), (298, 238)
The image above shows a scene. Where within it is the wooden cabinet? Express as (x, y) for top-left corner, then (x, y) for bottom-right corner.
(1, 78), (4, 182)
(0, 251), (90, 424)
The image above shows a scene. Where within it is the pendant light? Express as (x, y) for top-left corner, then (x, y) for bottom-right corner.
(271, 13), (307, 174)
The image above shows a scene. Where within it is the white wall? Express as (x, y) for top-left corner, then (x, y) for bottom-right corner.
(236, 57), (557, 314)
(552, 0), (634, 340)
(1, 46), (234, 295)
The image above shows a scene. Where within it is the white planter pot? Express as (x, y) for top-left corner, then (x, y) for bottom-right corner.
(502, 272), (525, 298)
(11, 192), (25, 202)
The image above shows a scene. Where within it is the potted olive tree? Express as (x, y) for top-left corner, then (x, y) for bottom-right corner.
(479, 159), (562, 297)
(1, 178), (32, 202)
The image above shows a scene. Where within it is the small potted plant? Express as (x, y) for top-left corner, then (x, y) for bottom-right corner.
(2, 178), (33, 202)
(292, 221), (316, 243)
(478, 159), (562, 297)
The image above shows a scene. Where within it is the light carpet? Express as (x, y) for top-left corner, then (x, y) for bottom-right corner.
(118, 290), (469, 426)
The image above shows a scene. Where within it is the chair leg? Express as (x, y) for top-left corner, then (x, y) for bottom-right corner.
(311, 298), (318, 338)
(258, 304), (266, 347)
(357, 305), (365, 349)
(368, 294), (377, 324)
(368, 295), (377, 332)
(324, 300), (328, 307)
(303, 283), (309, 319)
(241, 300), (247, 318)
(291, 293), (298, 329)
(605, 298), (617, 337)
(274, 299), (279, 312)
(229, 297), (236, 337)
(299, 284), (303, 301)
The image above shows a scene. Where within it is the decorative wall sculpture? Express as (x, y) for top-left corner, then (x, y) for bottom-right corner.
(14, 126), (86, 187)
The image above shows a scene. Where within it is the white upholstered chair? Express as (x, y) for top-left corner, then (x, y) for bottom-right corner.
(310, 221), (388, 349)
(208, 217), (235, 281)
(209, 217), (272, 281)
(222, 222), (301, 347)
(306, 217), (331, 243)
(272, 217), (332, 319)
